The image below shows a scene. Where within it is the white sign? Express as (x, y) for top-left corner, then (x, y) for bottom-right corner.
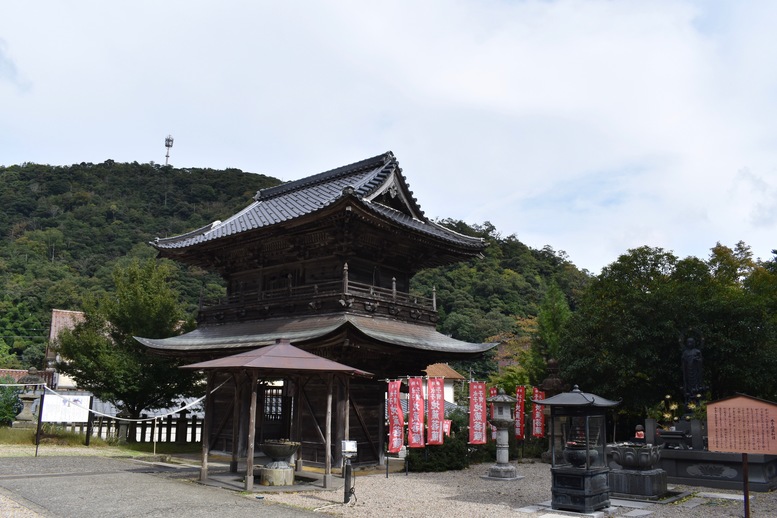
(41, 394), (91, 423)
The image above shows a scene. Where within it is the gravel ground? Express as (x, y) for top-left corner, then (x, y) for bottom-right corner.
(261, 460), (776, 517)
(1, 446), (774, 517)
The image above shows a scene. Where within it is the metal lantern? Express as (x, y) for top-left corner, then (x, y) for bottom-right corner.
(533, 385), (619, 513)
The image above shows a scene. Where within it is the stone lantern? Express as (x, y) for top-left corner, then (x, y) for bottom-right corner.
(13, 368), (45, 428)
(533, 385), (619, 513)
(483, 388), (522, 480)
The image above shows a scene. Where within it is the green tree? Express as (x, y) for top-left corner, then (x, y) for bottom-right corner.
(55, 259), (199, 419)
(560, 244), (777, 419)
(523, 282), (572, 385)
(0, 339), (22, 369)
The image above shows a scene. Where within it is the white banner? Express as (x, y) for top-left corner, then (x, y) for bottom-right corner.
(42, 394), (91, 423)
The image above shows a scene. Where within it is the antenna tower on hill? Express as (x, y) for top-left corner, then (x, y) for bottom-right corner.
(164, 135), (174, 165)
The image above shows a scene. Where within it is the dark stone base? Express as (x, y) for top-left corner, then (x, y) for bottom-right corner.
(609, 468), (667, 500)
(660, 450), (777, 492)
(551, 466), (610, 513)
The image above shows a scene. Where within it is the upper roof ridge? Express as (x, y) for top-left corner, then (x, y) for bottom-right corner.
(254, 151), (395, 202)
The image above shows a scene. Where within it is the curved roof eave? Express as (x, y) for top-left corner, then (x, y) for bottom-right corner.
(136, 314), (495, 355)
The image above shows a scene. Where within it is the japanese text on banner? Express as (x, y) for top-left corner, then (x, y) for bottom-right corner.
(387, 380), (404, 453)
(407, 377), (425, 448)
(427, 377), (445, 445)
(469, 381), (487, 445)
(532, 387), (545, 438)
(515, 386), (526, 439)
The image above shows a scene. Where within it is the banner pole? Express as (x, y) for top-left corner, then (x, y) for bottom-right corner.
(35, 387), (46, 457)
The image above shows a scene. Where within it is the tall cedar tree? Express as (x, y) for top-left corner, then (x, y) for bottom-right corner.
(56, 259), (199, 418)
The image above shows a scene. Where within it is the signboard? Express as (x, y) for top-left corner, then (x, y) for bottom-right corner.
(707, 395), (777, 455)
(41, 394), (91, 423)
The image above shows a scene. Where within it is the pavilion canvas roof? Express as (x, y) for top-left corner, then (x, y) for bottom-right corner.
(180, 338), (373, 378)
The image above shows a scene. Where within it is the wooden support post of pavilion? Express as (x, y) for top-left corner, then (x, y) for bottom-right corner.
(324, 374), (333, 488)
(199, 372), (213, 481)
(245, 371), (258, 491)
(230, 372), (240, 473)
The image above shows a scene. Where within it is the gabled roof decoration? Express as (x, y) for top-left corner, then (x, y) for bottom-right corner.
(152, 151), (484, 252)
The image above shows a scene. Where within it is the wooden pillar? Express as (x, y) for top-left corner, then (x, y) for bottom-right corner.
(245, 372), (258, 491)
(324, 374), (333, 488)
(294, 378), (303, 472)
(230, 373), (241, 472)
(199, 372), (214, 481)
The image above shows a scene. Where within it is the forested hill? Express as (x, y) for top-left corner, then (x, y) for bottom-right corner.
(0, 160), (589, 371)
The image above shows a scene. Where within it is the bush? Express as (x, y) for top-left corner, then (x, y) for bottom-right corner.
(0, 376), (23, 426)
(406, 409), (492, 472)
(403, 406), (550, 472)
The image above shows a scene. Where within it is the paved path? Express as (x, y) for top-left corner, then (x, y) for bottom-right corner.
(0, 456), (317, 518)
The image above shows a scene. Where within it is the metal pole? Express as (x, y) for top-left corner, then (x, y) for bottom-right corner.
(743, 452), (750, 518)
(35, 388), (46, 457)
(343, 458), (352, 503)
(85, 396), (94, 446)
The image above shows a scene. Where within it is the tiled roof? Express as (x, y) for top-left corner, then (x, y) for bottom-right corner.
(152, 152), (484, 251)
(0, 368), (55, 386)
(48, 309), (85, 342)
(136, 313), (494, 355)
(424, 363), (466, 380)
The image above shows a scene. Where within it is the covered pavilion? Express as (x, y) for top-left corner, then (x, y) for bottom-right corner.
(182, 338), (372, 490)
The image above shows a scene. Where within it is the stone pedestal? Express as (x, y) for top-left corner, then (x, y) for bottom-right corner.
(13, 394), (39, 428)
(482, 423), (522, 481)
(609, 468), (668, 500)
(258, 467), (294, 486)
(551, 466), (610, 513)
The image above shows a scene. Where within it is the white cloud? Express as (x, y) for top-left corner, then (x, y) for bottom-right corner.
(1, 0), (776, 272)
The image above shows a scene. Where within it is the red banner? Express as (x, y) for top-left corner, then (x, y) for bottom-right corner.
(468, 381), (487, 444)
(427, 377), (445, 445)
(443, 419), (452, 437)
(387, 380), (404, 453)
(407, 377), (425, 448)
(531, 387), (545, 438)
(515, 386), (526, 439)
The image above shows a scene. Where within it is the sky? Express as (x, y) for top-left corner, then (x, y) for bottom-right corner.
(2, 1), (776, 274)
